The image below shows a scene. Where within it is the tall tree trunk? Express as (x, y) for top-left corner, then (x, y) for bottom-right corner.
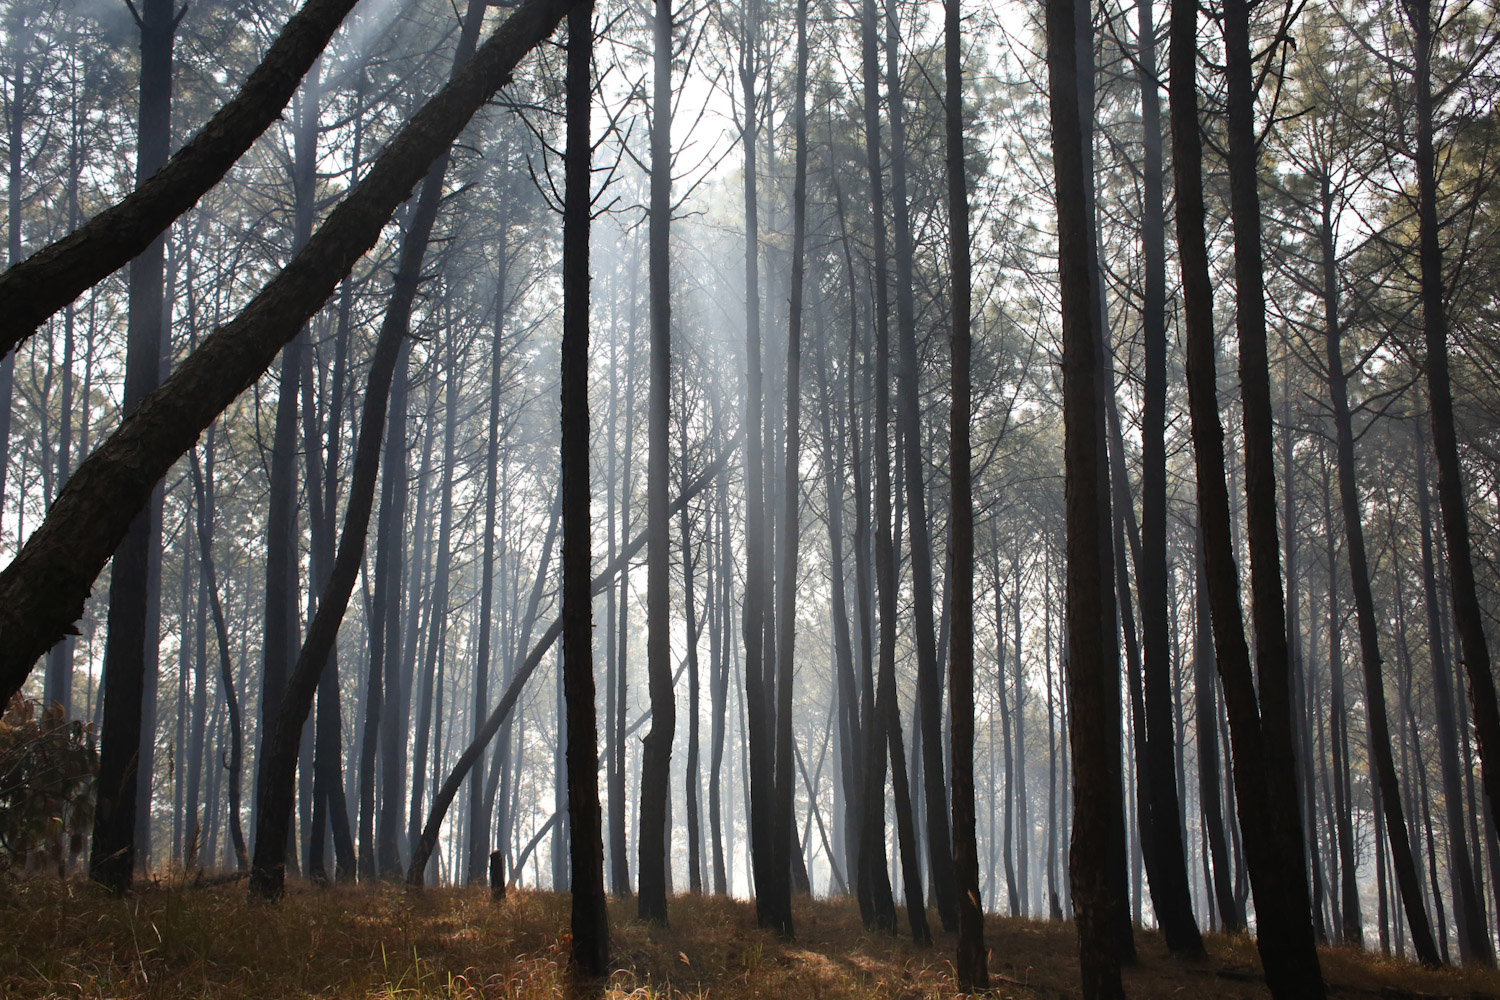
(1323, 451), (1361, 944)
(1414, 426), (1492, 962)
(637, 0), (674, 924)
(255, 62), (321, 871)
(1135, 0), (1201, 954)
(468, 212), (510, 885)
(1173, 0), (1323, 988)
(710, 415), (732, 895)
(1222, 0), (1325, 981)
(1048, 0), (1125, 989)
(1405, 0), (1500, 855)
(683, 436), (704, 895)
(408, 332), (461, 879)
(946, 0), (987, 977)
(855, 0), (901, 936)
(191, 439), (248, 871)
(89, 0), (175, 895)
(884, 0), (956, 932)
(560, 3), (608, 966)
(738, 0), (778, 927)
(1320, 194), (1440, 964)
(1194, 524), (1239, 931)
(766, 0), (809, 936)
(611, 267), (638, 896)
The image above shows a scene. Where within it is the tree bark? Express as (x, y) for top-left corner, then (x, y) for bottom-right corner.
(1415, 426), (1492, 963)
(766, 0), (808, 937)
(884, 0), (956, 933)
(1134, 0), (1201, 954)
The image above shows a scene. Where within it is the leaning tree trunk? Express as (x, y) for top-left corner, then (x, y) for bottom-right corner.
(245, 0), (501, 883)
(0, 0), (366, 351)
(0, 0), (584, 700)
(405, 440), (739, 884)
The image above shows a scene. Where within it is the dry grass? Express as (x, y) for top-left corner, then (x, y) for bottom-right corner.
(1, 879), (1497, 999)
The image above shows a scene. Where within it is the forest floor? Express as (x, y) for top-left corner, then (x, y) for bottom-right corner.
(1, 878), (1498, 999)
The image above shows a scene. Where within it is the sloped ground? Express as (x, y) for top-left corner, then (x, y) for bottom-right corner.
(1, 880), (1496, 999)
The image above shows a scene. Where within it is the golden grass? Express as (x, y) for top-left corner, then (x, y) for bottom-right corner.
(1, 879), (1496, 999)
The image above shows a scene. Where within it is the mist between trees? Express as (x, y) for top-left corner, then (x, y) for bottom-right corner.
(0, 0), (1497, 990)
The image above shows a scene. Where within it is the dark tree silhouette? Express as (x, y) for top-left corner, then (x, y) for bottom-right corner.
(637, 0), (675, 925)
(560, 0), (608, 972)
(946, 0), (987, 984)
(89, 0), (176, 896)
